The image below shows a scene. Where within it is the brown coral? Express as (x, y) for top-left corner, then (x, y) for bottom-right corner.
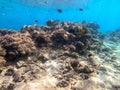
(0, 33), (36, 61)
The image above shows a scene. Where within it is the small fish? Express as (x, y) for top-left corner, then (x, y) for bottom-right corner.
(75, 26), (88, 35)
(79, 8), (83, 11)
(79, 29), (87, 34)
(57, 9), (62, 13)
(34, 20), (39, 23)
(1, 6), (5, 8)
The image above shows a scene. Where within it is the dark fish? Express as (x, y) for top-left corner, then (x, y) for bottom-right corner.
(34, 20), (39, 23)
(1, 6), (5, 8)
(57, 9), (62, 13)
(79, 8), (83, 11)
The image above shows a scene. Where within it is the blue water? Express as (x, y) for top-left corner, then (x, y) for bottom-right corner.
(0, 0), (120, 33)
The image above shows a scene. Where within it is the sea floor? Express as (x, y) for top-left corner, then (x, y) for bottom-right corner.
(0, 20), (120, 90)
(97, 40), (120, 90)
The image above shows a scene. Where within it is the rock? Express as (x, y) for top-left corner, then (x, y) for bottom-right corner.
(0, 69), (2, 74)
(89, 54), (101, 68)
(69, 44), (76, 51)
(0, 45), (6, 56)
(70, 60), (94, 75)
(0, 57), (6, 68)
(82, 21), (100, 30)
(0, 77), (13, 90)
(40, 26), (52, 32)
(13, 73), (24, 82)
(75, 41), (84, 51)
(42, 53), (49, 60)
(82, 66), (94, 74)
(63, 51), (79, 59)
(35, 33), (51, 47)
(5, 68), (15, 76)
(16, 60), (26, 68)
(52, 30), (69, 45)
(7, 83), (15, 90)
(76, 34), (92, 45)
(72, 77), (106, 90)
(57, 80), (69, 87)
(31, 31), (40, 40)
(38, 53), (49, 63)
(21, 24), (40, 33)
(46, 20), (60, 27)
(112, 85), (120, 90)
(0, 29), (17, 36)
(71, 60), (80, 69)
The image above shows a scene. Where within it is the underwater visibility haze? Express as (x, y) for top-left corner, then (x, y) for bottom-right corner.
(0, 0), (120, 90)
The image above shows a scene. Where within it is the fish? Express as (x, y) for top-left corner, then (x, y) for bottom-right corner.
(79, 8), (83, 11)
(57, 9), (62, 13)
(1, 6), (5, 8)
(34, 20), (39, 23)
(75, 26), (88, 35)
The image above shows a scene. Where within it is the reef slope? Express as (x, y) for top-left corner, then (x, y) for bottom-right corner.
(0, 20), (120, 90)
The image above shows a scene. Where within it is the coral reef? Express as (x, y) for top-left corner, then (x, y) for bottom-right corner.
(0, 20), (119, 90)
(0, 33), (36, 61)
